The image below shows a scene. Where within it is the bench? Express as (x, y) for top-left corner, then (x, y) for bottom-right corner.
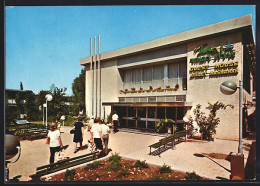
(29, 151), (99, 181)
(148, 130), (186, 157)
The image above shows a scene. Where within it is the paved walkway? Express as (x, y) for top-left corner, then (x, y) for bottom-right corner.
(7, 126), (254, 181)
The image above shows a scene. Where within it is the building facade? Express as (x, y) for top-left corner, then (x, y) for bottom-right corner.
(80, 15), (255, 140)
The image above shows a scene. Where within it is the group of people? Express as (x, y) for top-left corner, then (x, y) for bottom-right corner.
(46, 111), (119, 164)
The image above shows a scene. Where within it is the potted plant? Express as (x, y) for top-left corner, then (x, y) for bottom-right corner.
(165, 118), (175, 134)
(131, 87), (137, 93)
(138, 87), (144, 93)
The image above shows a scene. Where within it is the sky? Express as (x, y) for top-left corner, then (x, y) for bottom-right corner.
(5, 5), (256, 96)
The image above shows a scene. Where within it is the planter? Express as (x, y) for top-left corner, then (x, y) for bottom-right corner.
(167, 127), (172, 134)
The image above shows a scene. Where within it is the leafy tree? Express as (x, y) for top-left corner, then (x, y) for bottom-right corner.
(193, 101), (234, 141)
(15, 92), (22, 119)
(24, 91), (40, 121)
(72, 68), (85, 115)
(37, 90), (50, 107)
(47, 84), (68, 120)
(5, 97), (16, 125)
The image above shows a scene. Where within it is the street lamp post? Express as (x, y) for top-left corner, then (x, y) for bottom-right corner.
(61, 115), (66, 127)
(45, 94), (53, 127)
(183, 109), (191, 141)
(220, 80), (243, 154)
(43, 103), (46, 125)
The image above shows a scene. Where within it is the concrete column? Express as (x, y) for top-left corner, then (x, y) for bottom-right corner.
(94, 36), (97, 117)
(90, 38), (93, 116)
(164, 64), (168, 88)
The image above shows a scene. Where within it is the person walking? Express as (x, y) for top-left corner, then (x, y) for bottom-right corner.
(72, 115), (84, 153)
(90, 117), (104, 156)
(56, 115), (61, 131)
(87, 116), (94, 144)
(87, 116), (94, 131)
(46, 122), (63, 164)
(112, 111), (119, 133)
(100, 119), (111, 155)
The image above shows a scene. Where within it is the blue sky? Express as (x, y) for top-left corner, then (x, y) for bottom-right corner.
(5, 5), (255, 96)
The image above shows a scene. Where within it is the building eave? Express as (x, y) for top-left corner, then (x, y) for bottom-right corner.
(102, 102), (193, 107)
(80, 15), (253, 66)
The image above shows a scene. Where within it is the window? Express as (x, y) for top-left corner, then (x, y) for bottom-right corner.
(168, 60), (187, 90)
(123, 60), (187, 90)
(143, 66), (152, 89)
(179, 61), (187, 90)
(124, 70), (132, 90)
(132, 69), (141, 89)
(168, 62), (178, 87)
(153, 65), (164, 88)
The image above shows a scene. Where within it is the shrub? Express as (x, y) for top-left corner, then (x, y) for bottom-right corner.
(84, 160), (101, 170)
(122, 162), (132, 169)
(105, 160), (121, 171)
(116, 169), (129, 178)
(156, 119), (165, 133)
(109, 152), (121, 163)
(64, 169), (76, 181)
(193, 102), (234, 141)
(159, 164), (171, 174)
(105, 153), (122, 171)
(64, 116), (77, 126)
(184, 172), (202, 180)
(156, 119), (176, 133)
(134, 160), (149, 168)
(106, 113), (112, 124)
(14, 130), (24, 137)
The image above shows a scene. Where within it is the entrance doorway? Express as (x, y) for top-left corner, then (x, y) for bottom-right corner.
(113, 106), (187, 131)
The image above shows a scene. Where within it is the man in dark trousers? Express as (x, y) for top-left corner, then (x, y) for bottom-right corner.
(112, 111), (119, 133)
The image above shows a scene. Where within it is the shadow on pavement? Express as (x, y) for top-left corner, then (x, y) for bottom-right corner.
(193, 153), (231, 173)
(216, 176), (229, 180)
(9, 175), (22, 182)
(149, 140), (184, 156)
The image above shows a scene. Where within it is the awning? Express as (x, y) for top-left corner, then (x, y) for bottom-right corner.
(102, 102), (193, 107)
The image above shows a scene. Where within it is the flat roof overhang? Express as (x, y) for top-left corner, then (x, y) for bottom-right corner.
(80, 15), (254, 66)
(102, 102), (193, 107)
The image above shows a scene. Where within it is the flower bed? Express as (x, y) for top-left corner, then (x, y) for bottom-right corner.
(42, 153), (208, 181)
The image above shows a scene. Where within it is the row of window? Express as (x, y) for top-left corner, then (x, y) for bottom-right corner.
(123, 61), (187, 90)
(8, 99), (26, 104)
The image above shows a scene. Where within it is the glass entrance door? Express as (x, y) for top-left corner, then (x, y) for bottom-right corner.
(137, 107), (146, 129)
(113, 106), (185, 131)
(127, 107), (137, 128)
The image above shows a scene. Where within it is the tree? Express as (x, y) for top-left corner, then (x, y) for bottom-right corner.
(15, 92), (22, 119)
(72, 68), (85, 115)
(37, 90), (50, 107)
(193, 101), (234, 141)
(47, 84), (68, 120)
(20, 82), (23, 90)
(24, 91), (40, 121)
(5, 96), (17, 125)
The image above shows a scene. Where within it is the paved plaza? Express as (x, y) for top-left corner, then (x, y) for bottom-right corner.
(7, 125), (254, 181)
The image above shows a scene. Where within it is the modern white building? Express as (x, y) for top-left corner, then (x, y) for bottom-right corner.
(80, 15), (255, 140)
